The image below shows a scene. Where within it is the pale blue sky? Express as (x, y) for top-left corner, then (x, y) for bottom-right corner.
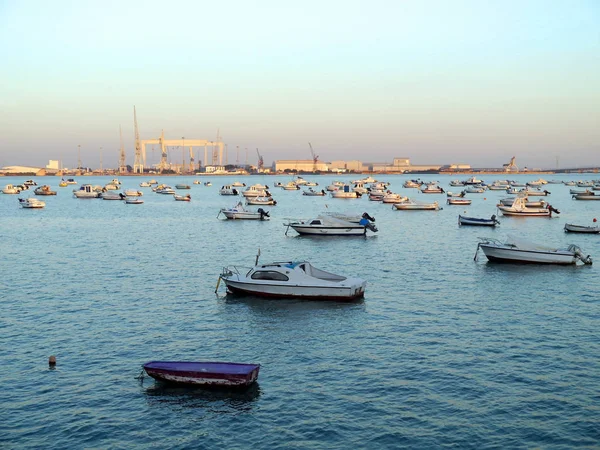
(0, 0), (598, 169)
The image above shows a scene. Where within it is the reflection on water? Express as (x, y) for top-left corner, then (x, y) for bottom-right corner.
(143, 380), (261, 414)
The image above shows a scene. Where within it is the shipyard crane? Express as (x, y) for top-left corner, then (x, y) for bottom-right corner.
(308, 142), (318, 172)
(256, 148), (264, 172)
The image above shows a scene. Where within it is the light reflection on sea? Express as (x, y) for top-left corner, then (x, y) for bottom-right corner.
(0, 174), (599, 448)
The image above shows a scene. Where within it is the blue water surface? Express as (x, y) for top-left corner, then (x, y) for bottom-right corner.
(1, 174), (599, 449)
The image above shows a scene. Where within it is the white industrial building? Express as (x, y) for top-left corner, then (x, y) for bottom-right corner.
(274, 160), (329, 172)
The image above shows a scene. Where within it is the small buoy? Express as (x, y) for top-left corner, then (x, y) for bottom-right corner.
(594, 218), (597, 223)
(49, 355), (56, 366)
(484, 197), (486, 200)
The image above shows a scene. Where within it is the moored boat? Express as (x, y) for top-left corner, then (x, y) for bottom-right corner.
(564, 223), (600, 234)
(18, 197), (46, 208)
(447, 198), (472, 205)
(174, 194), (191, 201)
(284, 212), (377, 236)
(302, 188), (326, 196)
(572, 192), (600, 200)
(218, 202), (270, 220)
(73, 184), (100, 198)
(246, 196), (277, 205)
(458, 215), (499, 227)
(393, 200), (441, 210)
(497, 196), (556, 217)
(219, 259), (367, 300)
(475, 236), (592, 265)
(34, 185), (57, 195)
(2, 184), (22, 194)
(143, 361), (260, 388)
(330, 185), (362, 198)
(125, 198), (144, 204)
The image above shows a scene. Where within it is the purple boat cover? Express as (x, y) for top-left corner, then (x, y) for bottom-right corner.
(144, 361), (259, 375)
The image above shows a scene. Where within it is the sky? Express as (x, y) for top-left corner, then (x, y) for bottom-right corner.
(0, 0), (599, 170)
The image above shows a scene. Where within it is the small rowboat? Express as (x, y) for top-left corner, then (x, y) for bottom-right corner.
(447, 198), (472, 205)
(126, 198), (144, 204)
(458, 215), (499, 226)
(174, 194), (191, 201)
(143, 361), (260, 388)
(572, 193), (600, 200)
(564, 223), (600, 234)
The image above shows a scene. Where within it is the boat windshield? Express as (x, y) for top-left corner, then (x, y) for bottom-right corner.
(250, 271), (289, 281)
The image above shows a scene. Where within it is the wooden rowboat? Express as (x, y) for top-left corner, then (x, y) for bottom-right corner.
(143, 361), (260, 388)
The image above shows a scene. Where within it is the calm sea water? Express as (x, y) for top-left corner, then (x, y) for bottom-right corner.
(1, 174), (599, 449)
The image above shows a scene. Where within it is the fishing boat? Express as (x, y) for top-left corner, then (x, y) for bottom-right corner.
(143, 361), (260, 388)
(2, 184), (22, 194)
(474, 236), (592, 265)
(393, 200), (441, 210)
(139, 181), (151, 187)
(18, 198), (46, 208)
(73, 184), (100, 198)
(564, 223), (600, 233)
(496, 196), (556, 217)
(218, 259), (367, 300)
(246, 196), (277, 205)
(219, 185), (239, 195)
(218, 202), (270, 220)
(447, 198), (472, 205)
(458, 215), (499, 227)
(303, 188), (326, 196)
(420, 185), (445, 194)
(382, 193), (408, 204)
(284, 213), (377, 236)
(174, 194), (191, 201)
(125, 198), (144, 204)
(572, 192), (600, 200)
(330, 185), (362, 198)
(34, 185), (57, 195)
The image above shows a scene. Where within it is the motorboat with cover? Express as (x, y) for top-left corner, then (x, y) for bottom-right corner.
(496, 195), (557, 217)
(458, 215), (499, 227)
(34, 185), (57, 195)
(302, 188), (326, 196)
(447, 198), (472, 205)
(499, 197), (546, 208)
(564, 223), (600, 233)
(218, 202), (270, 220)
(219, 185), (239, 195)
(2, 184), (22, 194)
(218, 259), (367, 300)
(572, 192), (600, 200)
(246, 196), (277, 205)
(330, 185), (362, 198)
(73, 184), (100, 198)
(284, 212), (377, 236)
(143, 361), (260, 388)
(474, 236), (592, 265)
(18, 197), (46, 208)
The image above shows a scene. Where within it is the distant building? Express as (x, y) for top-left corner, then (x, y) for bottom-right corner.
(274, 160), (329, 172)
(328, 160), (363, 172)
(1, 165), (45, 175)
(46, 160), (60, 170)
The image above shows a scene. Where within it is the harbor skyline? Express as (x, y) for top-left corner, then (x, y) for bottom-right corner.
(1, 1), (599, 169)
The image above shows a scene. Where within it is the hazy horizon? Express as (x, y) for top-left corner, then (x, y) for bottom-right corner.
(1, 0), (598, 169)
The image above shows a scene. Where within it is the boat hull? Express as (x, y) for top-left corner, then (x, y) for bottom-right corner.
(223, 279), (366, 301)
(289, 225), (367, 236)
(221, 211), (268, 220)
(479, 245), (576, 264)
(458, 215), (497, 226)
(564, 224), (600, 233)
(143, 361), (260, 388)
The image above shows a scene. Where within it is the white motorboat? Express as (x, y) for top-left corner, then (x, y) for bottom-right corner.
(125, 198), (144, 204)
(447, 198), (472, 205)
(326, 181), (344, 191)
(34, 185), (57, 195)
(280, 181), (300, 191)
(65, 178), (77, 185)
(330, 185), (362, 198)
(124, 189), (143, 197)
(73, 184), (100, 198)
(393, 200), (441, 210)
(496, 196), (556, 217)
(475, 236), (592, 265)
(101, 192), (126, 200)
(231, 181), (246, 187)
(464, 185), (486, 193)
(139, 182), (151, 187)
(193, 180), (201, 185)
(23, 179), (37, 186)
(247, 196), (277, 205)
(463, 176), (483, 185)
(2, 184), (22, 194)
(305, 182), (318, 187)
(563, 181), (576, 186)
(564, 223), (600, 234)
(368, 192), (384, 201)
(243, 185), (272, 197)
(294, 176), (309, 186)
(352, 176), (376, 184)
(18, 197), (46, 208)
(352, 182), (369, 195)
(458, 215), (499, 227)
(218, 202), (270, 220)
(403, 180), (422, 188)
(155, 185), (175, 195)
(103, 183), (120, 191)
(449, 180), (464, 187)
(382, 193), (408, 204)
(219, 185), (240, 195)
(284, 213), (377, 236)
(219, 259), (367, 300)
(577, 181), (594, 187)
(499, 197), (546, 207)
(446, 191), (467, 198)
(108, 178), (121, 186)
(174, 194), (191, 201)
(303, 188), (326, 196)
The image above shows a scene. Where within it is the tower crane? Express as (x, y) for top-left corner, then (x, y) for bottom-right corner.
(309, 142), (318, 172)
(256, 148), (264, 172)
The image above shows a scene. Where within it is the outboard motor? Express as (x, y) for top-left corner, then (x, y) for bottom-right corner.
(257, 208), (270, 220)
(232, 188), (238, 195)
(362, 212), (376, 222)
